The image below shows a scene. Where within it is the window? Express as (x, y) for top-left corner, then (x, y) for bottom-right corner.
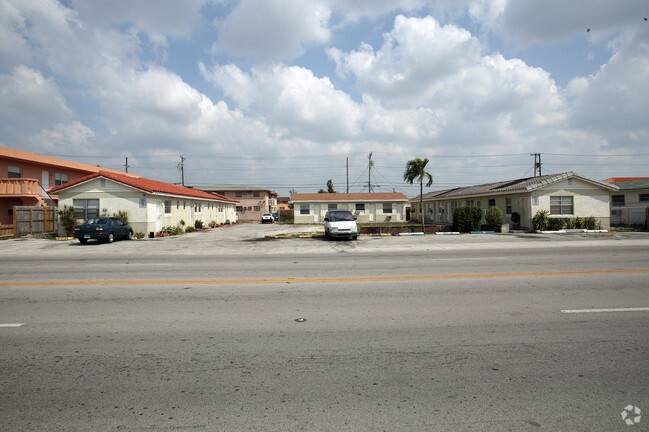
(506, 198), (512, 215)
(383, 203), (393, 214)
(73, 199), (100, 220)
(355, 203), (365, 214)
(611, 195), (625, 206)
(300, 204), (310, 215)
(176, 201), (179, 209)
(236, 206), (243, 212)
(254, 206), (260, 211)
(532, 196), (539, 206)
(8, 166), (21, 178)
(164, 200), (172, 214)
(488, 199), (496, 207)
(466, 200), (474, 206)
(328, 204), (337, 210)
(55, 173), (68, 186)
(550, 196), (574, 215)
(253, 191), (260, 197)
(476, 201), (481, 208)
(640, 194), (649, 202)
(236, 192), (243, 198)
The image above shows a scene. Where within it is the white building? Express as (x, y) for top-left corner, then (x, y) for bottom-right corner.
(49, 171), (239, 236)
(291, 192), (410, 224)
(411, 172), (618, 230)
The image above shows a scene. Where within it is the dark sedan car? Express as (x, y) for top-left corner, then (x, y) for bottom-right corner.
(74, 217), (133, 244)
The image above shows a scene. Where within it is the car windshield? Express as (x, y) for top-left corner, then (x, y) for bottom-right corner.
(86, 218), (108, 224)
(328, 211), (354, 222)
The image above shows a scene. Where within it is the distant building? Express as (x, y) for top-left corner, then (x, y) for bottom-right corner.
(291, 192), (410, 224)
(192, 185), (278, 222)
(604, 177), (649, 227)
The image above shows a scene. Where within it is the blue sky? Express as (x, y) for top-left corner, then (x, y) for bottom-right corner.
(1, 0), (648, 196)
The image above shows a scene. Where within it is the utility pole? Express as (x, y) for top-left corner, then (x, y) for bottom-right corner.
(368, 152), (373, 193)
(180, 154), (186, 186)
(125, 157), (129, 173)
(531, 153), (542, 177)
(346, 157), (349, 193)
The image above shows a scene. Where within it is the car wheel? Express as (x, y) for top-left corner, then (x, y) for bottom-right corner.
(79, 238), (87, 244)
(352, 235), (357, 240)
(107, 233), (114, 243)
(127, 230), (133, 240)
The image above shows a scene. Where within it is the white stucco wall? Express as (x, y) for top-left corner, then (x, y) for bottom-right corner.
(56, 178), (237, 235)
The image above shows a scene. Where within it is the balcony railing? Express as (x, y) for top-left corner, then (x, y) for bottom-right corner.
(0, 178), (40, 196)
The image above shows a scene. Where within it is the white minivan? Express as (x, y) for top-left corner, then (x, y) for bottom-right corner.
(323, 210), (358, 240)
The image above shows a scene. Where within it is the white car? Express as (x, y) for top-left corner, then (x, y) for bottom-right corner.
(261, 213), (274, 224)
(324, 210), (358, 240)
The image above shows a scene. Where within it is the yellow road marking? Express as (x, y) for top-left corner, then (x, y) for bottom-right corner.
(1, 269), (648, 287)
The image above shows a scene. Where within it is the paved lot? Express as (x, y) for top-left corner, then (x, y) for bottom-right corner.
(2, 223), (648, 256)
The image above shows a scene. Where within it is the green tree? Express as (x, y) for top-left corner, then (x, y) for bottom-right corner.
(403, 158), (433, 231)
(318, 179), (337, 193)
(58, 205), (77, 237)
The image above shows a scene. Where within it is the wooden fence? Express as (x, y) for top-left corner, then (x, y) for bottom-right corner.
(2, 206), (58, 237)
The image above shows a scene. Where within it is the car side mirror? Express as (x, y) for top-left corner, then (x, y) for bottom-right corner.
(324, 217), (329, 222)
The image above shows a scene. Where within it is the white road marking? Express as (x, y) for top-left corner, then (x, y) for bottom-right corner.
(0, 323), (25, 327)
(561, 307), (649, 314)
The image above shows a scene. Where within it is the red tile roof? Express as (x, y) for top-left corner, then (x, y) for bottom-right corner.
(48, 171), (239, 203)
(603, 177), (649, 183)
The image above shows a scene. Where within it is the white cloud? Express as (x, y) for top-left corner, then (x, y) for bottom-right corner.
(568, 27), (649, 148)
(201, 63), (363, 141)
(329, 15), (481, 107)
(0, 65), (72, 129)
(28, 121), (95, 154)
(469, 0), (649, 45)
(214, 0), (331, 61)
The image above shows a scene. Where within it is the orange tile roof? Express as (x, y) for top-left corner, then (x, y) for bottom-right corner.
(292, 192), (409, 202)
(0, 146), (139, 177)
(48, 171), (238, 203)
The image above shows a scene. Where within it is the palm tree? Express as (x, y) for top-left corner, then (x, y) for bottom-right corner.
(403, 158), (433, 231)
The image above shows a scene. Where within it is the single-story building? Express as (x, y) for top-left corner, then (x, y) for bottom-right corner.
(49, 171), (239, 236)
(291, 192), (410, 224)
(411, 172), (618, 230)
(604, 177), (649, 227)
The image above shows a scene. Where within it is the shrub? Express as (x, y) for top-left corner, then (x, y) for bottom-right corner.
(547, 218), (565, 231)
(113, 210), (128, 225)
(565, 218), (576, 229)
(485, 207), (504, 231)
(134, 232), (145, 239)
(584, 216), (601, 230)
(532, 210), (549, 231)
(185, 226), (195, 233)
(453, 206), (482, 233)
(194, 220), (204, 230)
(179, 219), (186, 227)
(160, 225), (183, 236)
(225, 219), (231, 225)
(58, 205), (78, 236)
(573, 217), (585, 229)
(209, 220), (217, 228)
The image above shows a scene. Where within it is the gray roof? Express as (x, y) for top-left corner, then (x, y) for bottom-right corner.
(611, 179), (649, 191)
(416, 171), (618, 201)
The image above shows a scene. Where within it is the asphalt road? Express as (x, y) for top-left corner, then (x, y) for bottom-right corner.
(1, 225), (648, 431)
